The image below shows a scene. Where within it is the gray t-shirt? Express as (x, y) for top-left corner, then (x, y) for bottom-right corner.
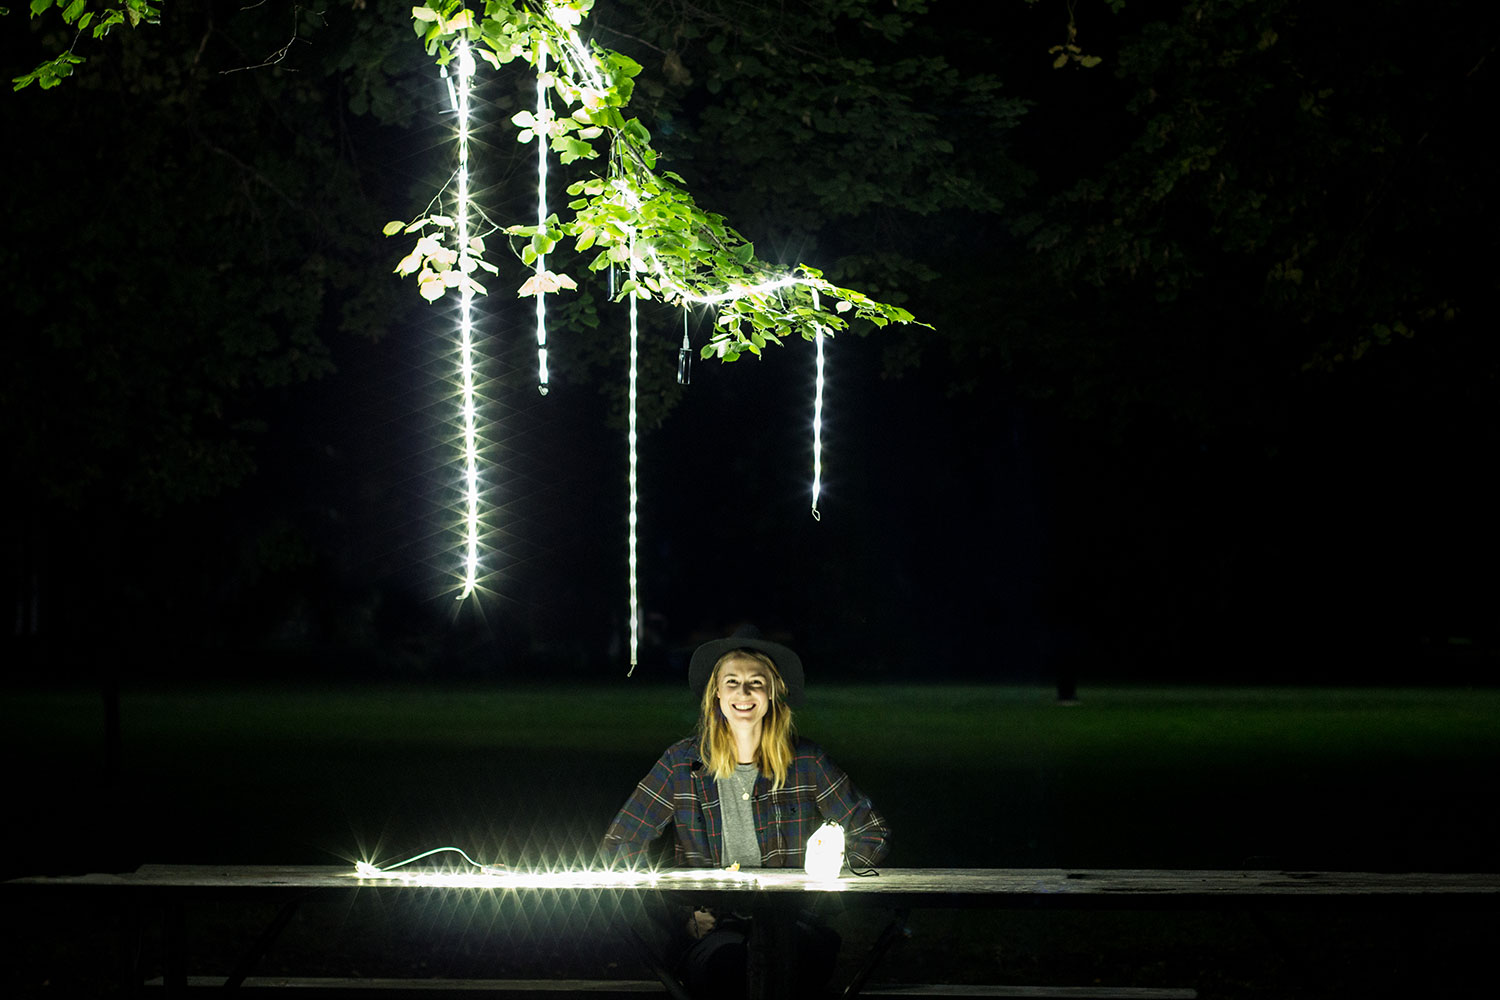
(717, 763), (763, 868)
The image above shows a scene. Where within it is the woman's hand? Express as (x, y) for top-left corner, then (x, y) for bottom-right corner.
(686, 907), (716, 939)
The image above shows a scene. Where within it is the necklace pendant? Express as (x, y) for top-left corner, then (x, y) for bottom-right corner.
(742, 791), (750, 800)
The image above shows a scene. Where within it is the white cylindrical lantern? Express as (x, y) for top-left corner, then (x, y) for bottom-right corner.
(804, 821), (845, 880)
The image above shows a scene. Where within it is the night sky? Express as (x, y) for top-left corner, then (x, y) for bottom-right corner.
(3, 0), (1497, 686)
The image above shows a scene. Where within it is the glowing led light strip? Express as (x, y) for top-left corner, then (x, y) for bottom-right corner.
(516, 22), (833, 644)
(677, 274), (811, 305)
(353, 859), (763, 889)
(627, 228), (640, 673)
(552, 21), (607, 92)
(454, 40), (481, 598)
(355, 846), (499, 878)
(811, 290), (825, 521)
(535, 48), (550, 395)
(670, 270), (829, 520)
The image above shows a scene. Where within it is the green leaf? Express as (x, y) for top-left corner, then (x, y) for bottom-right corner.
(90, 9), (122, 36)
(61, 0), (84, 23)
(606, 51), (643, 78)
(382, 221), (406, 237)
(733, 243), (755, 265)
(411, 6), (440, 22)
(621, 118), (651, 146)
(30, 0), (55, 16)
(556, 136), (595, 162)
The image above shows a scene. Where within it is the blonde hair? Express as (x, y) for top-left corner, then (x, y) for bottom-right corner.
(697, 649), (796, 790)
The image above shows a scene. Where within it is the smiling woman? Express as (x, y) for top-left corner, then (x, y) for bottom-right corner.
(600, 624), (890, 997)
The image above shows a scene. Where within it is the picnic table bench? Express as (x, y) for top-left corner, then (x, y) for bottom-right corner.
(8, 866), (1499, 998)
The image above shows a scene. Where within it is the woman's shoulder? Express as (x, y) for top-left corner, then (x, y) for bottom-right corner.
(657, 736), (701, 765)
(790, 736), (832, 762)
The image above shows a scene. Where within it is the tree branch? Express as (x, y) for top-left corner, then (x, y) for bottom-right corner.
(219, 3), (322, 75)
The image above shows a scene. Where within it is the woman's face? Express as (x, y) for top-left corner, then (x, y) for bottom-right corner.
(716, 655), (772, 729)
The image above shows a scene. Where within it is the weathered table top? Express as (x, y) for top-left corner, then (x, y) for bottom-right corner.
(7, 866), (1499, 908)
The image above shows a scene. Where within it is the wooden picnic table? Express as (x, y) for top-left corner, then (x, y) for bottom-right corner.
(13, 864), (1498, 900)
(7, 865), (1500, 997)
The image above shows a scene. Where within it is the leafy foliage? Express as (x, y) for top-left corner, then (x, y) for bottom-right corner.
(2, 1), (415, 512)
(386, 0), (923, 368)
(595, 0), (1028, 379)
(992, 0), (1497, 435)
(10, 0), (159, 89)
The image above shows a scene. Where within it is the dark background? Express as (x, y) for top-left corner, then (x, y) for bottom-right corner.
(3, 0), (1497, 689)
(4, 9), (1498, 995)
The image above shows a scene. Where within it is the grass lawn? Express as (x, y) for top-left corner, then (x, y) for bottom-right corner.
(4, 682), (1498, 996)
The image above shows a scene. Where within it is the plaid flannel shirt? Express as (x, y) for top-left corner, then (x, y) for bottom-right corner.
(601, 736), (891, 869)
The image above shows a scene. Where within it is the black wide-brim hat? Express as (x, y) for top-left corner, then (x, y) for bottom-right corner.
(688, 624), (805, 707)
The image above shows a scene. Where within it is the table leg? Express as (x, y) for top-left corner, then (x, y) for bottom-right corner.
(842, 907), (911, 998)
(160, 896), (186, 995)
(224, 894), (305, 987)
(748, 900), (796, 1000)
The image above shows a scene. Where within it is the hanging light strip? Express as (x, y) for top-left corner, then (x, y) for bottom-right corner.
(627, 229), (640, 672)
(675, 275), (811, 306)
(673, 272), (829, 520)
(811, 291), (824, 521)
(535, 48), (550, 395)
(553, 21), (607, 91)
(454, 40), (481, 598)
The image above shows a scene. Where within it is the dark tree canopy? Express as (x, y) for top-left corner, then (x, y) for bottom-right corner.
(2, 0), (1495, 680)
